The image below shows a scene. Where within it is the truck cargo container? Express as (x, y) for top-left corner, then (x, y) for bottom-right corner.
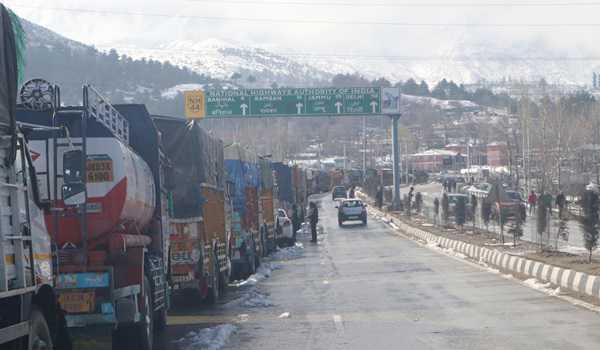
(259, 158), (276, 254)
(317, 171), (332, 193)
(152, 116), (228, 304)
(292, 166), (308, 208)
(225, 145), (261, 279)
(18, 88), (169, 350)
(0, 8), (71, 348)
(272, 162), (293, 210)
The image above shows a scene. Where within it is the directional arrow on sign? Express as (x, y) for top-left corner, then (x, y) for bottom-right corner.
(370, 100), (378, 113)
(335, 101), (342, 114)
(240, 103), (248, 116)
(296, 102), (304, 114)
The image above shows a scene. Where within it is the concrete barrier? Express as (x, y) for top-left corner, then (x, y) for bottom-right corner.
(390, 215), (600, 300)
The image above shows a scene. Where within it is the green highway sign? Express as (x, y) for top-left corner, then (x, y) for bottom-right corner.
(204, 87), (385, 118)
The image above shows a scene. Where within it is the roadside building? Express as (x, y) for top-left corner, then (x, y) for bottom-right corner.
(410, 149), (465, 172)
(487, 142), (509, 167)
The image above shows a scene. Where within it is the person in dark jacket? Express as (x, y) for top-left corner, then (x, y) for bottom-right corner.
(291, 204), (301, 240)
(556, 192), (566, 218)
(309, 202), (319, 243)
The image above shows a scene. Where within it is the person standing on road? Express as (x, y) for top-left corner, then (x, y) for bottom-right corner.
(291, 204), (301, 241)
(433, 197), (440, 225)
(309, 202), (319, 243)
(349, 185), (356, 199)
(540, 191), (553, 217)
(528, 190), (537, 215)
(556, 191), (566, 218)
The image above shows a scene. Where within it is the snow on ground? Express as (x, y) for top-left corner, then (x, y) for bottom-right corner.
(175, 324), (237, 350)
(226, 289), (274, 308)
(226, 242), (304, 309)
(272, 242), (304, 260)
(231, 262), (280, 288)
(523, 278), (563, 296)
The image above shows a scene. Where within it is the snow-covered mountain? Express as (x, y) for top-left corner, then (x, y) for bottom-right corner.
(108, 35), (598, 87)
(108, 39), (334, 88)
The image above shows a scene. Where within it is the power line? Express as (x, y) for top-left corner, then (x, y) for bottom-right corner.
(10, 4), (600, 27)
(186, 0), (600, 7)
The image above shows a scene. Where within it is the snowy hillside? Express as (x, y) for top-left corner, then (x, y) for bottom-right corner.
(109, 36), (598, 87)
(109, 39), (333, 88)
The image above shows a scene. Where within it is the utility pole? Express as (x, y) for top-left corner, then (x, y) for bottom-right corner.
(391, 114), (402, 210)
(362, 116), (367, 180)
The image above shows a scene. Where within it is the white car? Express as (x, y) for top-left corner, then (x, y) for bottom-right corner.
(337, 199), (367, 226)
(276, 209), (294, 238)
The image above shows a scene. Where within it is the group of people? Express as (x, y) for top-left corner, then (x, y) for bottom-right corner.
(443, 179), (458, 193)
(290, 202), (319, 243)
(527, 190), (567, 218)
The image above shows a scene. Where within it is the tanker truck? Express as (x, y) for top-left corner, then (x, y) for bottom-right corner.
(17, 86), (170, 350)
(152, 115), (229, 304)
(225, 144), (262, 279)
(0, 6), (72, 349)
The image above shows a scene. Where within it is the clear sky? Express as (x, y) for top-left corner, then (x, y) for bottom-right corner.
(5, 0), (600, 58)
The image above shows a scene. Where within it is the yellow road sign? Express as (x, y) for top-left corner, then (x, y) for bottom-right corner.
(184, 90), (206, 120)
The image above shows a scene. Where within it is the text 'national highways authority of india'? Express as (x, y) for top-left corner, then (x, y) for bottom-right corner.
(203, 87), (395, 118)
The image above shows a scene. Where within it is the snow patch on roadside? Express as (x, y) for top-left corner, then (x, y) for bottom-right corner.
(175, 324), (237, 350)
(225, 286), (273, 309)
(272, 242), (304, 260)
(232, 262), (280, 288)
(523, 278), (564, 296)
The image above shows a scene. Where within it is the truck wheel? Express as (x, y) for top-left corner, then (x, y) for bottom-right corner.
(154, 307), (167, 331)
(248, 253), (256, 276)
(29, 306), (53, 350)
(207, 257), (220, 304)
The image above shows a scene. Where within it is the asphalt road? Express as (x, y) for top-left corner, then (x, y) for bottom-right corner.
(219, 194), (600, 350)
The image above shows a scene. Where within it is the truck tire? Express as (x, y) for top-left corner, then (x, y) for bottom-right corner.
(154, 306), (167, 331)
(29, 306), (53, 350)
(248, 251), (256, 276)
(207, 256), (220, 304)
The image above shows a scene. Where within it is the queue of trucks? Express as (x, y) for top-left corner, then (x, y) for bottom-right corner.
(0, 8), (342, 349)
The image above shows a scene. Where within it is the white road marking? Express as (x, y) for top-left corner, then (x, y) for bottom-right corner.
(333, 314), (344, 332)
(323, 280), (329, 285)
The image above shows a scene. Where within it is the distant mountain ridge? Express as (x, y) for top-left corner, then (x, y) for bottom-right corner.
(110, 36), (599, 87)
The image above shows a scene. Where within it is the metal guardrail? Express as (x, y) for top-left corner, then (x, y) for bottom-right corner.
(85, 85), (129, 145)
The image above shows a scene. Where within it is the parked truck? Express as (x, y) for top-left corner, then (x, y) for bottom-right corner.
(225, 145), (261, 279)
(152, 116), (228, 304)
(272, 162), (293, 211)
(0, 6), (71, 348)
(258, 158), (276, 255)
(18, 88), (170, 349)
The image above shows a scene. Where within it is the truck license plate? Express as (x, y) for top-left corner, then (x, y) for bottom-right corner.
(58, 291), (95, 314)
